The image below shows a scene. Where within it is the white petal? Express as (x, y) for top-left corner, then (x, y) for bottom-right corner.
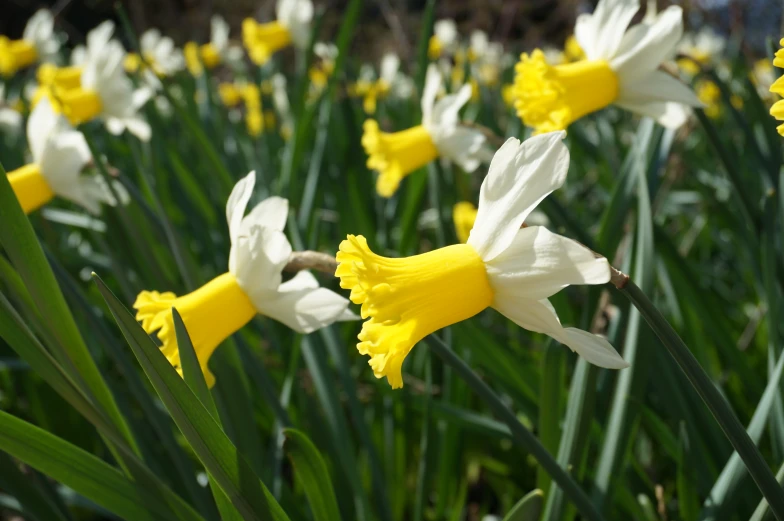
(420, 64), (442, 125)
(226, 171), (256, 245)
(277, 0), (313, 47)
(27, 98), (59, 162)
(492, 296), (628, 369)
(211, 16), (230, 51)
(430, 84), (472, 127)
(485, 226), (610, 301)
(253, 271), (353, 333)
(242, 196), (289, 234)
(467, 132), (569, 262)
(232, 226), (292, 294)
(432, 125), (486, 173)
(611, 6), (684, 80)
(574, 0), (640, 61)
(614, 99), (691, 129)
(40, 130), (91, 194)
(617, 70), (702, 108)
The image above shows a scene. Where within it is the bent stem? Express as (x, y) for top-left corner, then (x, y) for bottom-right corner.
(613, 274), (784, 520)
(425, 336), (607, 521)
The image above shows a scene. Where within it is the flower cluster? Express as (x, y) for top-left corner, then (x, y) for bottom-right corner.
(3, 0), (778, 391)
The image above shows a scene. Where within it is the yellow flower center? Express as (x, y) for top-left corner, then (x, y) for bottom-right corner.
(200, 43), (221, 69)
(219, 83), (242, 107)
(125, 52), (165, 76)
(362, 120), (439, 197)
(513, 49), (619, 133)
(37, 64), (83, 90)
(243, 19), (292, 65)
(428, 36), (443, 60)
(0, 37), (38, 77)
(452, 202), (478, 243)
(336, 236), (493, 389)
(57, 88), (104, 125)
(697, 80), (721, 119)
(184, 42), (203, 76)
(7, 164), (55, 214)
(133, 272), (257, 387)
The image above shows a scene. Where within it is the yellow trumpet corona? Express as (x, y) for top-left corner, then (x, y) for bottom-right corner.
(513, 49), (619, 133)
(7, 164), (56, 214)
(336, 235), (493, 389)
(361, 121), (439, 197)
(134, 272), (257, 387)
(243, 19), (292, 65)
(453, 202), (478, 243)
(0, 37), (38, 77)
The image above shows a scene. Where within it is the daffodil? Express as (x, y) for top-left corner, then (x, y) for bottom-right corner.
(243, 0), (313, 65)
(0, 9), (59, 77)
(71, 21), (116, 67)
(513, 0), (701, 133)
(338, 132), (627, 389)
(362, 64), (487, 197)
(184, 16), (239, 75)
(468, 31), (504, 87)
(769, 39), (784, 135)
(428, 19), (459, 60)
(50, 41), (152, 141)
(677, 28), (725, 77)
(696, 80), (721, 119)
(7, 98), (122, 214)
(134, 171), (355, 386)
(309, 42), (338, 92)
(125, 29), (185, 88)
(350, 53), (407, 114)
(453, 202), (477, 243)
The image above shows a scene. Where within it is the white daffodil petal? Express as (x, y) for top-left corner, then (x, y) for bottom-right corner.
(211, 16), (230, 52)
(433, 125), (486, 173)
(611, 6), (684, 80)
(431, 84), (472, 127)
(575, 0), (640, 61)
(492, 296), (628, 369)
(618, 70), (703, 110)
(232, 225), (292, 296)
(242, 196), (289, 234)
(468, 132), (569, 262)
(277, 0), (314, 47)
(27, 98), (59, 163)
(226, 171), (256, 245)
(614, 100), (691, 129)
(254, 271), (353, 333)
(421, 64), (442, 125)
(485, 226), (610, 301)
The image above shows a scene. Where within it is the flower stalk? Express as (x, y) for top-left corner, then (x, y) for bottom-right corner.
(612, 269), (784, 519)
(424, 334), (607, 521)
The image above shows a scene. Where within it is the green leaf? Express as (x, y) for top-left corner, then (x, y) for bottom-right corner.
(503, 489), (544, 521)
(677, 423), (700, 521)
(173, 308), (243, 521)
(92, 274), (290, 521)
(0, 161), (136, 451)
(0, 410), (199, 521)
(0, 451), (70, 521)
(283, 429), (342, 521)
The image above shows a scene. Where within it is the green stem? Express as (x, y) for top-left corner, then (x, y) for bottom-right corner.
(425, 336), (607, 521)
(619, 279), (784, 519)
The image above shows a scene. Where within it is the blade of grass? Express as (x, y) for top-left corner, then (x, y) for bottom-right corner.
(618, 278), (784, 519)
(0, 161), (137, 452)
(425, 335), (607, 521)
(93, 274), (290, 521)
(283, 429), (342, 521)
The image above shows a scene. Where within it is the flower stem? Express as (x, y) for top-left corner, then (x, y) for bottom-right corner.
(618, 278), (784, 519)
(425, 336), (607, 521)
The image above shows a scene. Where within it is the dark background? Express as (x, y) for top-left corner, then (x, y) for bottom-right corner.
(0, 0), (781, 60)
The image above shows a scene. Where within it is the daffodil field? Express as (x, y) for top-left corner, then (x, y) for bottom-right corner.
(3, 0), (784, 519)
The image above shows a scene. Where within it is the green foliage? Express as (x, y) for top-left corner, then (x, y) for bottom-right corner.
(1, 8), (784, 521)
